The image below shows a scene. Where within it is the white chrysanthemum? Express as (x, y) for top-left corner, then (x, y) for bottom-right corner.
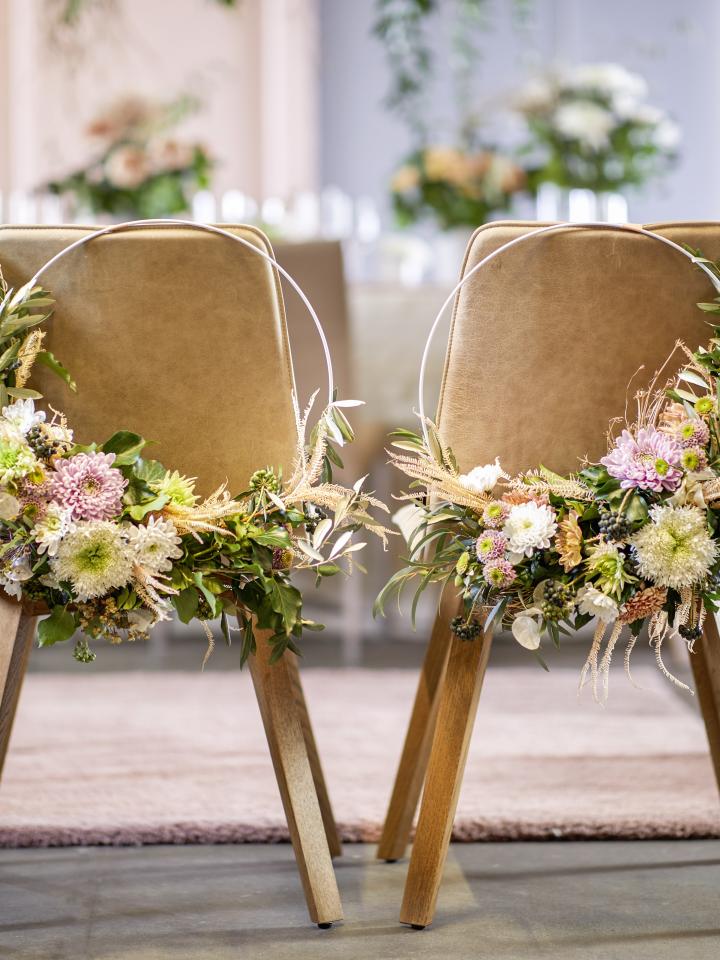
(51, 521), (133, 601)
(458, 458), (505, 494)
(1, 399), (45, 436)
(503, 501), (557, 558)
(124, 516), (183, 574)
(553, 101), (615, 149)
(576, 584), (619, 622)
(0, 429), (37, 484)
(631, 505), (717, 589)
(30, 503), (73, 557)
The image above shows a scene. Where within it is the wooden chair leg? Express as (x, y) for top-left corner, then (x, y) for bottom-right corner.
(248, 630), (343, 927)
(376, 589), (459, 862)
(285, 652), (343, 858)
(399, 623), (493, 929)
(0, 600), (34, 780)
(692, 614), (720, 794)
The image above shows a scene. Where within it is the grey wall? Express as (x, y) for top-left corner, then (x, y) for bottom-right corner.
(319, 0), (720, 225)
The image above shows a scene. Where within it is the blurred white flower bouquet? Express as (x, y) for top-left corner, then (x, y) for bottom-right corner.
(516, 63), (679, 194)
(47, 95), (212, 219)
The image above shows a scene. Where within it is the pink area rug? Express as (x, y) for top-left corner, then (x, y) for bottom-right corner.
(0, 666), (719, 846)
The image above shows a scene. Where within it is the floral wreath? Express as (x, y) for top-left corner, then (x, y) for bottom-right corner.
(376, 223), (720, 701)
(0, 222), (389, 664)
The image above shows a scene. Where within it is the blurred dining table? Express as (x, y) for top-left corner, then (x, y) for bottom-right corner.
(347, 282), (453, 429)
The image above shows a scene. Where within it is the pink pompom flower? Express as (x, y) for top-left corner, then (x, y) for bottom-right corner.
(49, 452), (127, 521)
(601, 427), (682, 493)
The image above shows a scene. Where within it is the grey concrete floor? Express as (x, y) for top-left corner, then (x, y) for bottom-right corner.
(0, 841), (718, 960)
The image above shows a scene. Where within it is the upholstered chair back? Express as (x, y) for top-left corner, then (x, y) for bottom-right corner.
(0, 224), (302, 495)
(436, 222), (720, 477)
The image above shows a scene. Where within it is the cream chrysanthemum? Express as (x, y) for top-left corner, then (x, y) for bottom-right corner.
(51, 521), (133, 601)
(31, 502), (72, 556)
(631, 505), (717, 589)
(125, 516), (183, 574)
(502, 501), (557, 558)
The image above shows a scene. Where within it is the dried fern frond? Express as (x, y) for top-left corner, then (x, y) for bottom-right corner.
(15, 329), (45, 388)
(388, 448), (491, 514)
(516, 468), (594, 502)
(162, 483), (243, 538)
(132, 563), (176, 620)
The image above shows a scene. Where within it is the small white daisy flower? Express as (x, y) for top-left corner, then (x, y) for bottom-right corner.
(458, 459), (505, 494)
(1, 399), (45, 436)
(125, 516), (183, 574)
(576, 585), (619, 623)
(31, 503), (73, 557)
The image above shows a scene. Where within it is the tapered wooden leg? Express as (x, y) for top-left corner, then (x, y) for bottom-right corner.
(0, 600), (34, 780)
(377, 589), (459, 862)
(400, 623), (493, 929)
(249, 630), (343, 926)
(693, 614), (720, 794)
(285, 652), (343, 857)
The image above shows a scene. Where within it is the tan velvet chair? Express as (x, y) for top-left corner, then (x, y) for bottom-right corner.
(0, 223), (343, 927)
(378, 221), (720, 928)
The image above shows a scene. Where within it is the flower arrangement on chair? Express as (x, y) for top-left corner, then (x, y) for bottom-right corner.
(390, 145), (526, 231)
(516, 62), (680, 194)
(47, 95), (212, 220)
(0, 264), (389, 664)
(376, 245), (720, 702)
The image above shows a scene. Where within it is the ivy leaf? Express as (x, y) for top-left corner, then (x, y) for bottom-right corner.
(172, 587), (199, 624)
(36, 349), (76, 391)
(102, 431), (147, 465)
(268, 580), (302, 635)
(37, 606), (76, 647)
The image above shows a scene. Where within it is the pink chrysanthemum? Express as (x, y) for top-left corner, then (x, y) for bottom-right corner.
(49, 452), (127, 521)
(476, 530), (507, 562)
(482, 500), (510, 528)
(483, 557), (516, 589)
(678, 419), (710, 449)
(601, 428), (682, 493)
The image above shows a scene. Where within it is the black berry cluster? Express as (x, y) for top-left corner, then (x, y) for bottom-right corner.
(26, 425), (63, 460)
(678, 623), (702, 642)
(540, 581), (573, 622)
(450, 616), (482, 641)
(598, 507), (631, 542)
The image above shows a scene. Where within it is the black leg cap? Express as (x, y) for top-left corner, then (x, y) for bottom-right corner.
(411, 924), (426, 930)
(318, 922), (333, 929)
(384, 858), (398, 863)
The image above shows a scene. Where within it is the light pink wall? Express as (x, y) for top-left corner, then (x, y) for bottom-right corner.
(0, 0), (319, 200)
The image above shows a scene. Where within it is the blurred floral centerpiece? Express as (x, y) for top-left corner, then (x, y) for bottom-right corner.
(391, 145), (526, 231)
(48, 95), (212, 220)
(516, 63), (679, 195)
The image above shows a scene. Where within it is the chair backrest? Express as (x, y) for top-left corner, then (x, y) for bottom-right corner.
(437, 221), (720, 476)
(0, 224), (303, 495)
(274, 240), (353, 405)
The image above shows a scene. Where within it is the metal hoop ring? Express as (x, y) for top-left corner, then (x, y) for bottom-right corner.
(419, 221), (720, 446)
(27, 218), (335, 409)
